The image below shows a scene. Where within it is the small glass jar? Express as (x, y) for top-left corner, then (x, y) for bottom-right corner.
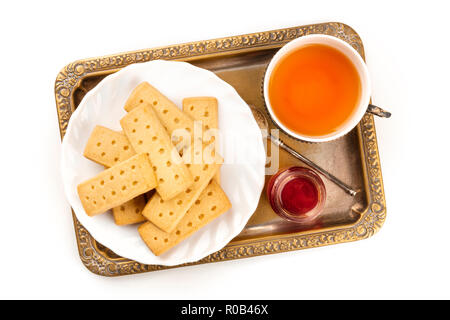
(267, 166), (326, 224)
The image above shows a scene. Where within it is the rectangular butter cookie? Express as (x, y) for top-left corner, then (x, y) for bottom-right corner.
(124, 82), (198, 151)
(120, 104), (193, 200)
(182, 97), (220, 183)
(138, 180), (231, 256)
(142, 152), (222, 233)
(112, 194), (148, 225)
(83, 125), (147, 225)
(83, 125), (135, 167)
(77, 153), (157, 216)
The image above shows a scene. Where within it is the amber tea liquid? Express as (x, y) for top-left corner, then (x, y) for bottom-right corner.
(268, 44), (361, 137)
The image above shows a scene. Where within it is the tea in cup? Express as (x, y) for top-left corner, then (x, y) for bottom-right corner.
(263, 34), (371, 142)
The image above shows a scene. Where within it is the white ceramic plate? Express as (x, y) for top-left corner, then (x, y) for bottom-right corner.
(61, 60), (266, 266)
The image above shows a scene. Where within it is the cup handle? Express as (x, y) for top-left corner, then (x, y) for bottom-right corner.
(367, 104), (392, 118)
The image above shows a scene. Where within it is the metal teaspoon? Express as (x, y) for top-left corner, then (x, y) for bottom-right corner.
(249, 105), (357, 197)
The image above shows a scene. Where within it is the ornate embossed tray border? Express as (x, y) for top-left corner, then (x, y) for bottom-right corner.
(55, 22), (386, 276)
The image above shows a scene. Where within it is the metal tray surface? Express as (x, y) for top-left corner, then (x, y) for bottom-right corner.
(55, 22), (386, 276)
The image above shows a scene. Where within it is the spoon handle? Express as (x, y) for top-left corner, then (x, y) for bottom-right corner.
(367, 104), (391, 118)
(269, 134), (357, 196)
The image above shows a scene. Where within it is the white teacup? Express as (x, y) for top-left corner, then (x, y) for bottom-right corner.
(263, 34), (371, 143)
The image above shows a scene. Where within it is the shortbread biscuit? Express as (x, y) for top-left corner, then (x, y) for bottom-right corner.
(77, 153), (157, 216)
(112, 195), (147, 225)
(182, 97), (218, 131)
(182, 97), (220, 183)
(124, 82), (195, 149)
(83, 126), (146, 225)
(142, 150), (222, 233)
(120, 104), (193, 200)
(112, 191), (154, 225)
(83, 126), (135, 167)
(138, 180), (231, 256)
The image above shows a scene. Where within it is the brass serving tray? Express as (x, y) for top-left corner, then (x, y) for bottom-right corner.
(55, 22), (386, 276)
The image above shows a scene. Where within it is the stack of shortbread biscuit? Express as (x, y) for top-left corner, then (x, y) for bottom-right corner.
(77, 82), (231, 256)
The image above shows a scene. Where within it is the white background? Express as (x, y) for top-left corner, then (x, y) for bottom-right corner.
(1, 0), (449, 299)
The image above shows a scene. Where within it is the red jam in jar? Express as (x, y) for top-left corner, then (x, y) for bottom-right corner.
(267, 167), (326, 223)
